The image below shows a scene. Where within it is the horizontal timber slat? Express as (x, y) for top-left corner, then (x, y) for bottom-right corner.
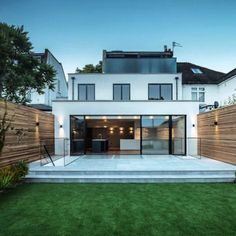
(198, 104), (236, 165)
(0, 100), (54, 168)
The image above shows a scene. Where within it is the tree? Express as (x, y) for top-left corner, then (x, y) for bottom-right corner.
(76, 61), (102, 73)
(0, 23), (56, 104)
(0, 100), (14, 154)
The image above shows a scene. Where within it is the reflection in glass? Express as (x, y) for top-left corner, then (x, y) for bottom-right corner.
(142, 116), (169, 154)
(70, 116), (85, 155)
(113, 84), (130, 101)
(172, 116), (185, 155)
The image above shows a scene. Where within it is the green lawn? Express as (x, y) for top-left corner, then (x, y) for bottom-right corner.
(1, 183), (236, 236)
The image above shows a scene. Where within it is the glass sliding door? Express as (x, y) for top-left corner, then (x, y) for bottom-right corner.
(70, 116), (85, 155)
(141, 116), (170, 154)
(172, 116), (186, 155)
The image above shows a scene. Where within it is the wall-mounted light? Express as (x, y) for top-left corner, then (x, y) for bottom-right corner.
(214, 121), (218, 126)
(192, 124), (195, 127)
(60, 124), (63, 128)
(36, 122), (39, 126)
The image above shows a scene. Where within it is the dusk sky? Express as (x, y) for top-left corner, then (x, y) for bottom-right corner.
(1, 0), (236, 77)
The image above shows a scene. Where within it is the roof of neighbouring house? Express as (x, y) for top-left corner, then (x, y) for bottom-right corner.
(177, 62), (225, 84)
(219, 68), (236, 82)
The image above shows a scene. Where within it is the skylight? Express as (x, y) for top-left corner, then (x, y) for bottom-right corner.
(191, 68), (203, 74)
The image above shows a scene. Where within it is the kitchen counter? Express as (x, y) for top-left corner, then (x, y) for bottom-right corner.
(92, 139), (109, 153)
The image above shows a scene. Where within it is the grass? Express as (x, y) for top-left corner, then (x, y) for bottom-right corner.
(1, 183), (236, 236)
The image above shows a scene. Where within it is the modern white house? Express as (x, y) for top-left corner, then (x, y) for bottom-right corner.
(52, 49), (236, 157)
(29, 49), (68, 111)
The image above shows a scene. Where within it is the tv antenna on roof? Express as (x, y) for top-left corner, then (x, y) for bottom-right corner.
(172, 42), (182, 55)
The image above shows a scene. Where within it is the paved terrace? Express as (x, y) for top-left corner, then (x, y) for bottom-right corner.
(29, 155), (236, 171)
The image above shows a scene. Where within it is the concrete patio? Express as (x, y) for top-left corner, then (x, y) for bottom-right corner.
(26, 155), (236, 183)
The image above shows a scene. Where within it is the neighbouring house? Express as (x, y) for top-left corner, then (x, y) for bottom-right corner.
(218, 68), (236, 106)
(52, 48), (235, 156)
(29, 49), (68, 111)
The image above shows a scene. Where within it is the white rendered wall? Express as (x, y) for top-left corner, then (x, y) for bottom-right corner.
(218, 75), (236, 106)
(182, 84), (219, 105)
(68, 73), (182, 101)
(52, 100), (199, 155)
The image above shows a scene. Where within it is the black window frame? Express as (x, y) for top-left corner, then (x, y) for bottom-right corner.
(78, 84), (95, 101)
(113, 84), (131, 101)
(148, 83), (173, 100)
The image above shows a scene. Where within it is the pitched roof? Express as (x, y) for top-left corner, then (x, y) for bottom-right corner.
(177, 62), (225, 84)
(219, 68), (236, 82)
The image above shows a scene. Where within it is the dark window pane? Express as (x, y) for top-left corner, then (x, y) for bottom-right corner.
(148, 84), (160, 100)
(70, 116), (85, 155)
(199, 92), (205, 102)
(122, 85), (130, 101)
(78, 85), (86, 100)
(113, 85), (122, 100)
(161, 85), (172, 100)
(87, 85), (95, 101)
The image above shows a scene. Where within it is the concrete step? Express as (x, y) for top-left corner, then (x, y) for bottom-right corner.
(28, 170), (236, 176)
(25, 174), (235, 183)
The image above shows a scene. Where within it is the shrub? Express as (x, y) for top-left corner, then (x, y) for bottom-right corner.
(0, 161), (28, 191)
(0, 167), (15, 190)
(10, 160), (28, 182)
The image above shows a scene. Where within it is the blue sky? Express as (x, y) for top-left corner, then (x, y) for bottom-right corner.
(1, 0), (236, 76)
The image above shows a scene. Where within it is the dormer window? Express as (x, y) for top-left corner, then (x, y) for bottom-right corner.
(191, 68), (202, 74)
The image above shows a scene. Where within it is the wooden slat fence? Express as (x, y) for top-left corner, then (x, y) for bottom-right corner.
(0, 100), (54, 168)
(198, 104), (236, 165)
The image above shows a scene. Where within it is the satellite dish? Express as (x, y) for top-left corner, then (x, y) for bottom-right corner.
(214, 101), (219, 109)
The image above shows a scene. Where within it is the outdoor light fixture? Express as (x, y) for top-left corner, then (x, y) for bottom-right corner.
(214, 121), (218, 126)
(60, 124), (63, 128)
(36, 122), (39, 126)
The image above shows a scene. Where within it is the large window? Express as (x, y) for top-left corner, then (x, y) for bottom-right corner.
(78, 84), (95, 101)
(148, 84), (172, 100)
(141, 115), (186, 155)
(113, 84), (130, 101)
(142, 116), (170, 154)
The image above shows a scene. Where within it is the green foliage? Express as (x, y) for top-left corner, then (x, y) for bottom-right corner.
(227, 93), (236, 105)
(0, 99), (14, 154)
(0, 23), (56, 104)
(0, 161), (28, 190)
(76, 61), (102, 73)
(12, 160), (28, 180)
(0, 167), (15, 190)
